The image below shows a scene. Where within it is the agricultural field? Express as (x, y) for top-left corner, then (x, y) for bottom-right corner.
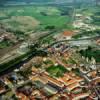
(1, 16), (40, 32)
(0, 6), (72, 32)
(0, 5), (72, 49)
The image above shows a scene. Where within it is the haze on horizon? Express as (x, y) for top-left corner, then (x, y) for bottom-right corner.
(0, 0), (95, 5)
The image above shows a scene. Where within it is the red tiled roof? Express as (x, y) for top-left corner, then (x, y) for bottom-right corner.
(63, 31), (74, 36)
(67, 82), (79, 91)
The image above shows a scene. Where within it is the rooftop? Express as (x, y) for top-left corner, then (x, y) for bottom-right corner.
(72, 93), (89, 100)
(67, 82), (80, 91)
(63, 31), (74, 36)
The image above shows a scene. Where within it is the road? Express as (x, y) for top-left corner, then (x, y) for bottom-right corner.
(0, 31), (53, 65)
(45, 36), (100, 49)
(0, 30), (55, 75)
(0, 35), (99, 76)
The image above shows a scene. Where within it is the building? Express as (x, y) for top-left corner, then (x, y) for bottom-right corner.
(72, 93), (89, 100)
(67, 82), (80, 91)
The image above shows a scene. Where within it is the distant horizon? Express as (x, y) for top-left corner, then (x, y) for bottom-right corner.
(0, 0), (94, 5)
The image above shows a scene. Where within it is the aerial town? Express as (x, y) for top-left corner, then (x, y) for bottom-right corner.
(0, 0), (100, 100)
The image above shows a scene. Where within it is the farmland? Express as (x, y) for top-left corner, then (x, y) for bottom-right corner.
(0, 6), (72, 32)
(0, 5), (72, 49)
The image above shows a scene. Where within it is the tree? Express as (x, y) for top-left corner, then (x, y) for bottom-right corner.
(45, 26), (55, 30)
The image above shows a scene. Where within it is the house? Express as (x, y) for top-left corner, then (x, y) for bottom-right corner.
(41, 73), (64, 88)
(67, 82), (80, 91)
(43, 84), (58, 95)
(16, 92), (29, 100)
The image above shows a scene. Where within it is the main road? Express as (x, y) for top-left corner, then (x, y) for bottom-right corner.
(45, 36), (100, 49)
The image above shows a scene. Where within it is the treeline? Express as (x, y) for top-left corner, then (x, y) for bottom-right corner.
(79, 46), (100, 63)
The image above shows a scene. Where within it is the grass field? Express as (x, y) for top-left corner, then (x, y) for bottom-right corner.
(0, 6), (72, 32)
(46, 65), (67, 77)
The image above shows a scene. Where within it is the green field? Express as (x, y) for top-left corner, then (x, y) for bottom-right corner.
(46, 65), (68, 77)
(0, 6), (72, 32)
